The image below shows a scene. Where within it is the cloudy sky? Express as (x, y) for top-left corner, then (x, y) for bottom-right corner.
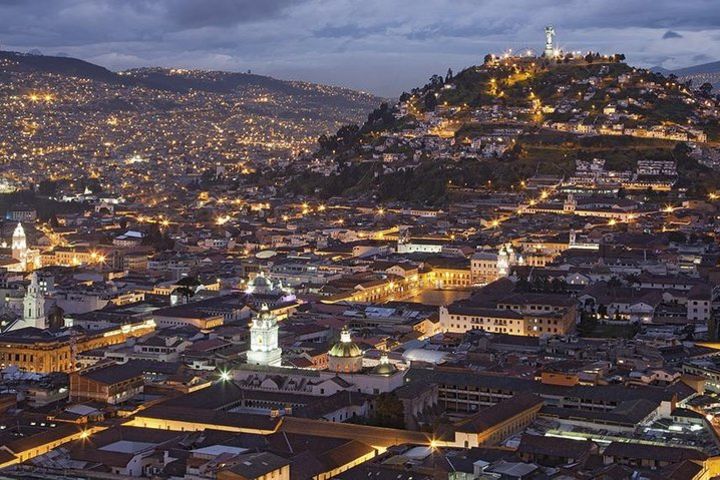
(1, 0), (719, 96)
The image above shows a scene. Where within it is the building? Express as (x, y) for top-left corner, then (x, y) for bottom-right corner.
(470, 245), (523, 285)
(328, 327), (364, 373)
(23, 272), (46, 330)
(0, 319), (155, 373)
(11, 222), (27, 269)
(453, 394), (544, 448)
(69, 361), (144, 404)
(4, 273), (48, 332)
(217, 452), (291, 480)
(440, 294), (577, 337)
(246, 304), (282, 367)
(407, 368), (680, 416)
(6, 204), (37, 223)
(151, 303), (224, 329)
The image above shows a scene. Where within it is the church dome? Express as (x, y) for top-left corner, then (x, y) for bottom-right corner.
(327, 326), (363, 374)
(251, 274), (271, 287)
(372, 353), (398, 376)
(328, 327), (362, 358)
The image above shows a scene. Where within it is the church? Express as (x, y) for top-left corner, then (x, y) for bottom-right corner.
(235, 308), (406, 396)
(6, 222), (41, 272)
(246, 304), (282, 367)
(2, 272), (47, 332)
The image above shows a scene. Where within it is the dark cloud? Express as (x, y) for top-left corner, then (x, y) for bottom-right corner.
(0, 0), (718, 95)
(314, 22), (399, 39)
(164, 0), (302, 29)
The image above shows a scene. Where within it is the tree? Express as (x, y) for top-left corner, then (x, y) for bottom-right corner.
(38, 180), (60, 197)
(371, 393), (405, 429)
(709, 315), (719, 341)
(174, 276), (200, 304)
(668, 231), (686, 244)
(515, 277), (531, 292)
(699, 82), (714, 97)
(424, 93), (437, 111)
(578, 310), (598, 336)
(483, 54), (494, 64)
(446, 68), (453, 82)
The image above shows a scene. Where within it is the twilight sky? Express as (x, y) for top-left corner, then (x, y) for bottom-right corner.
(1, 0), (719, 96)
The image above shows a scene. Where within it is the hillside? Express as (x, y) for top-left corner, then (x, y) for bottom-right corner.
(671, 60), (720, 76)
(0, 51), (124, 84)
(287, 54), (720, 206)
(0, 50), (375, 105)
(652, 60), (720, 91)
(0, 50), (381, 187)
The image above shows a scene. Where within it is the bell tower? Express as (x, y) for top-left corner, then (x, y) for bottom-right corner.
(12, 222), (27, 271)
(246, 304), (282, 366)
(23, 272), (46, 329)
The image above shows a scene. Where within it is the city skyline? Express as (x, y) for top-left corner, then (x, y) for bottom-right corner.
(2, 3), (720, 478)
(0, 0), (719, 96)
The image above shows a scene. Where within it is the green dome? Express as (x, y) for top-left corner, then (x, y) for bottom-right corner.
(372, 361), (398, 376)
(328, 341), (362, 358)
(329, 327), (362, 358)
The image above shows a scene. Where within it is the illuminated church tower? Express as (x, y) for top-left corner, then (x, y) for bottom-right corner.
(23, 272), (46, 329)
(247, 304), (282, 366)
(12, 222), (27, 271)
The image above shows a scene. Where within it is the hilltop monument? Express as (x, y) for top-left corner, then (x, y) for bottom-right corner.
(544, 26), (556, 58)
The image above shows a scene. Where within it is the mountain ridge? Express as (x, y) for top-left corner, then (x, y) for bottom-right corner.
(0, 50), (377, 100)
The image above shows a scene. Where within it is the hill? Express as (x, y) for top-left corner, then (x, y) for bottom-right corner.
(0, 51), (124, 84)
(651, 60), (720, 91)
(0, 50), (381, 186)
(671, 60), (720, 77)
(0, 50), (375, 105)
(286, 54), (720, 206)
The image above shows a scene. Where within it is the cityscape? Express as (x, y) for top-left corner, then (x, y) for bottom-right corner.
(1, 2), (720, 480)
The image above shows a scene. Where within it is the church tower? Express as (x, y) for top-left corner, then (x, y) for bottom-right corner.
(497, 245), (510, 278)
(564, 194), (577, 213)
(246, 304), (282, 366)
(23, 272), (46, 329)
(12, 222), (27, 271)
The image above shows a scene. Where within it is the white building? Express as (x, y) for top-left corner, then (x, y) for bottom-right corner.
(246, 304), (282, 366)
(23, 272), (47, 329)
(6, 272), (48, 331)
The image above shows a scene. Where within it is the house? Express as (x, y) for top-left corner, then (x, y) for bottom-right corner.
(453, 394), (543, 448)
(69, 361), (144, 404)
(217, 452), (291, 480)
